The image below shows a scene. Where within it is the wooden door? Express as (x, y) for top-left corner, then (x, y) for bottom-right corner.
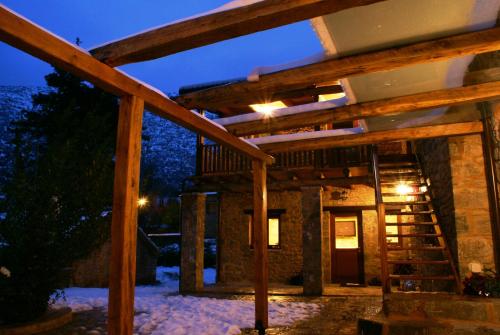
(330, 212), (364, 284)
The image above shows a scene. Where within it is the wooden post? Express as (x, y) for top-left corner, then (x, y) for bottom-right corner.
(481, 108), (500, 271)
(252, 159), (268, 331)
(195, 110), (205, 175)
(108, 95), (144, 335)
(371, 146), (390, 293)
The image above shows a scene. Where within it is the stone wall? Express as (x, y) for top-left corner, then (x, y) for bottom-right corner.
(417, 134), (496, 277)
(218, 191), (303, 284)
(217, 184), (387, 285)
(72, 228), (158, 287)
(449, 134), (495, 275)
(416, 138), (458, 264)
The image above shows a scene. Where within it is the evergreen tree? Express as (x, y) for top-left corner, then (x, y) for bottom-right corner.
(0, 69), (119, 323)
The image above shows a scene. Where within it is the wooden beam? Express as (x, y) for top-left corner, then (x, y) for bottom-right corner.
(225, 81), (500, 136)
(0, 5), (273, 165)
(252, 159), (268, 331)
(177, 27), (500, 110)
(108, 95), (144, 335)
(258, 122), (483, 153)
(371, 147), (390, 293)
(90, 0), (384, 66)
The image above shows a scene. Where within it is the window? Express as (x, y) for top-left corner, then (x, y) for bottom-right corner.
(246, 209), (284, 249)
(385, 215), (402, 247)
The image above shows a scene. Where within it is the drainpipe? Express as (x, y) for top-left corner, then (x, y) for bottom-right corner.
(481, 106), (500, 272)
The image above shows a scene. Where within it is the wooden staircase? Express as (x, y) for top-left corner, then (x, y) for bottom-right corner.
(372, 151), (461, 293)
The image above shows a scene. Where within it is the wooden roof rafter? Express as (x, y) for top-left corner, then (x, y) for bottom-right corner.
(90, 0), (385, 67)
(0, 5), (273, 165)
(220, 80), (500, 136)
(176, 27), (500, 111)
(256, 121), (484, 153)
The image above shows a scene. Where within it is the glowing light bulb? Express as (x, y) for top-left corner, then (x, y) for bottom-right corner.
(396, 184), (413, 196)
(249, 101), (286, 116)
(137, 197), (149, 208)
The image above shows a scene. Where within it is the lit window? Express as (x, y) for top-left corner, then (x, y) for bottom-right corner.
(385, 215), (402, 246)
(246, 210), (283, 249)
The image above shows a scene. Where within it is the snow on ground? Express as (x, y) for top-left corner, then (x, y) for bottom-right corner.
(54, 267), (319, 335)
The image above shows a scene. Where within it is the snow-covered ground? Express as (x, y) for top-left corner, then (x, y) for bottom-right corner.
(54, 267), (319, 335)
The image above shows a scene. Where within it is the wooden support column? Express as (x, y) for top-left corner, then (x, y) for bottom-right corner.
(301, 186), (324, 295)
(481, 108), (500, 271)
(180, 192), (206, 293)
(108, 95), (144, 335)
(371, 146), (390, 294)
(252, 159), (268, 331)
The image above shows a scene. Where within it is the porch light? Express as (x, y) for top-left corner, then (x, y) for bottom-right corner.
(249, 101), (286, 116)
(137, 197), (149, 208)
(395, 183), (413, 196)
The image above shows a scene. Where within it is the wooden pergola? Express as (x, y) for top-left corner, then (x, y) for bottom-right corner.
(1, 1), (499, 334)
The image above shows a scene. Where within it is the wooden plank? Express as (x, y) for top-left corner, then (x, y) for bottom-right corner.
(258, 122), (484, 154)
(90, 0), (384, 66)
(252, 159), (268, 331)
(0, 5), (273, 165)
(371, 147), (390, 293)
(177, 27), (500, 110)
(225, 81), (500, 136)
(108, 95), (144, 335)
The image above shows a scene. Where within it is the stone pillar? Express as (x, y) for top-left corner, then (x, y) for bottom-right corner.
(301, 186), (324, 295)
(180, 193), (206, 293)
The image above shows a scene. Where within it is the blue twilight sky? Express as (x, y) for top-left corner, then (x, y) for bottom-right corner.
(0, 1), (323, 95)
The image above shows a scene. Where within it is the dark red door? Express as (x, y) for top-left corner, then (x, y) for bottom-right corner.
(330, 212), (364, 284)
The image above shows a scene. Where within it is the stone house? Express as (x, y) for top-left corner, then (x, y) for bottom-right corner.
(178, 0), (500, 296)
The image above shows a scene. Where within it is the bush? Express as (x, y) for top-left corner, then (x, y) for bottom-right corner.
(0, 69), (118, 324)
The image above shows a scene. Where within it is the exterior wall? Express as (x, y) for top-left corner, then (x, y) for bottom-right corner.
(218, 191), (303, 284)
(418, 134), (496, 277)
(217, 185), (382, 285)
(416, 138), (459, 264)
(449, 134), (495, 276)
(323, 185), (380, 283)
(71, 229), (158, 287)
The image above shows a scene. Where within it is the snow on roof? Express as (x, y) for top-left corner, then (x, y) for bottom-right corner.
(247, 127), (365, 146)
(91, 0), (265, 50)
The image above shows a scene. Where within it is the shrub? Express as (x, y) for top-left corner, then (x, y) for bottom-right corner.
(0, 69), (118, 324)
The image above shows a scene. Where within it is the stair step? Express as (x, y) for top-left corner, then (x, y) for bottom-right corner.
(385, 222), (436, 226)
(386, 233), (441, 238)
(384, 201), (429, 206)
(387, 246), (446, 251)
(382, 192), (426, 196)
(378, 154), (416, 163)
(380, 171), (419, 176)
(379, 162), (417, 167)
(381, 182), (426, 186)
(388, 274), (455, 281)
(385, 210), (434, 215)
(388, 260), (450, 265)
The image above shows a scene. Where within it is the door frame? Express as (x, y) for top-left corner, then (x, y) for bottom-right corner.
(330, 209), (365, 284)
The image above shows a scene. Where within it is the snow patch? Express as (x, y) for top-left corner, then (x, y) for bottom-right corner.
(54, 266), (319, 334)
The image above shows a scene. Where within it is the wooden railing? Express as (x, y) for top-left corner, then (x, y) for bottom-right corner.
(196, 144), (371, 175)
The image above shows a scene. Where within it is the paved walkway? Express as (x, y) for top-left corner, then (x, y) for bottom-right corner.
(41, 294), (382, 335)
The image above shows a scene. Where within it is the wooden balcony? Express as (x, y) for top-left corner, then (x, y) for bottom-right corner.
(196, 144), (372, 176)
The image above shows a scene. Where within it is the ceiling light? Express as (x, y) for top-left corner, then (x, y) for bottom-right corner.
(249, 101), (286, 116)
